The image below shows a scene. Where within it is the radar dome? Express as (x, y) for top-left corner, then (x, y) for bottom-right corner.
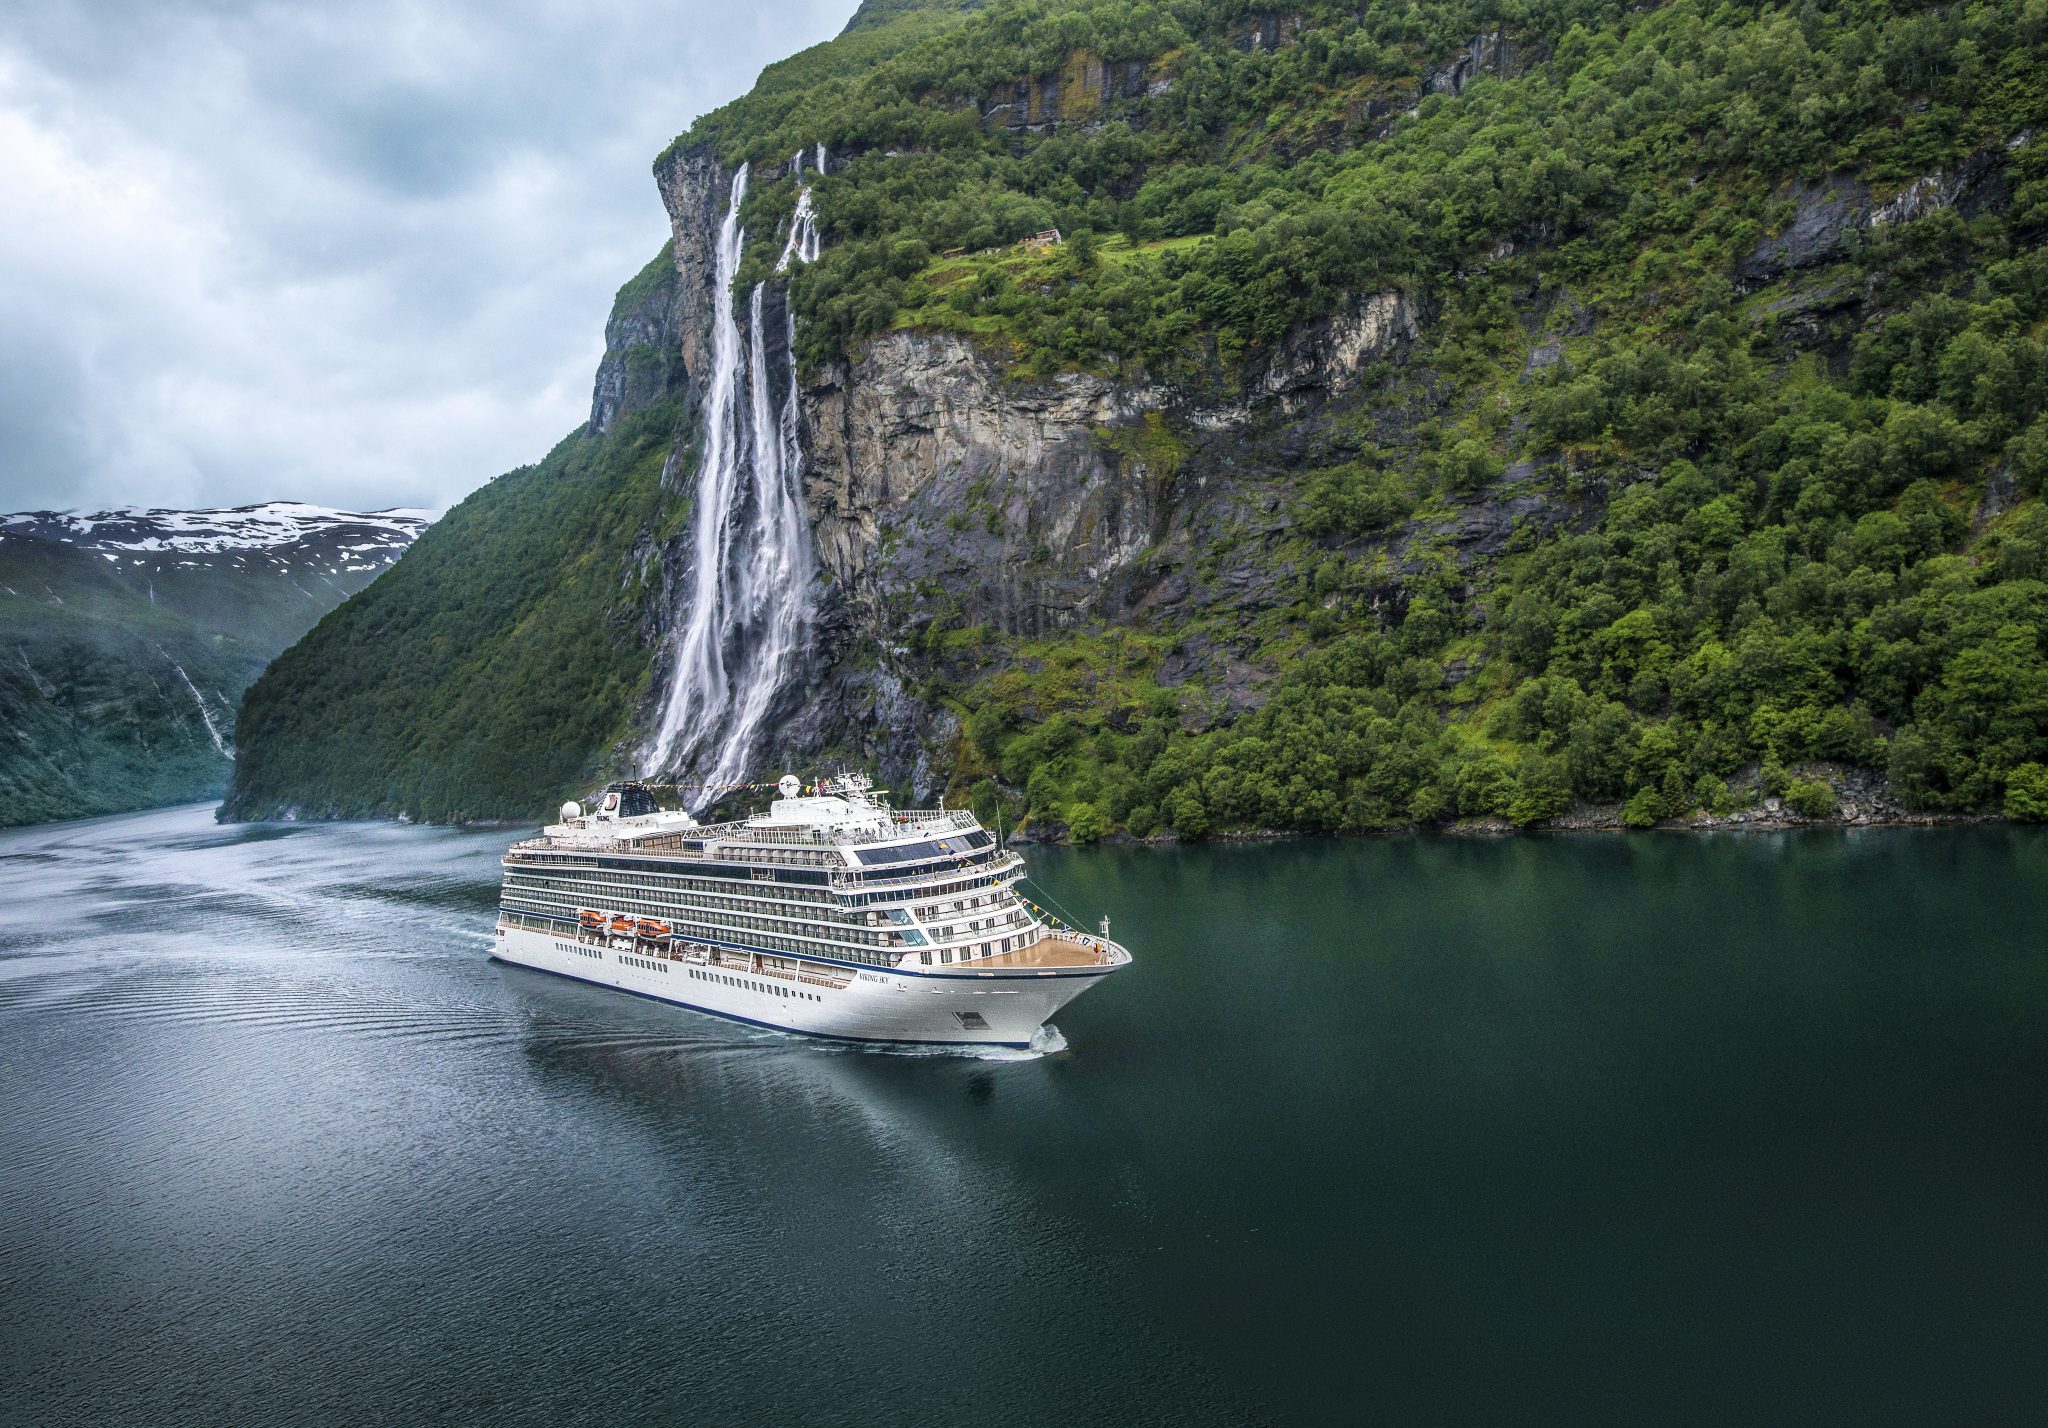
(777, 774), (801, 799)
(560, 801), (582, 821)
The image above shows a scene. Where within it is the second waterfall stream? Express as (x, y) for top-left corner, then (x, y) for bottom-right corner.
(646, 149), (826, 797)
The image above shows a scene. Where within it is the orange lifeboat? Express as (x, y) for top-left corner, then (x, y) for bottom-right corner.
(578, 910), (604, 930)
(608, 914), (633, 936)
(636, 919), (672, 940)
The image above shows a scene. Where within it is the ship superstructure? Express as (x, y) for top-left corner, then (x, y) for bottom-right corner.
(492, 773), (1130, 1046)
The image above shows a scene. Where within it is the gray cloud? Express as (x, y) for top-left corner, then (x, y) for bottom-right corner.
(0, 0), (854, 515)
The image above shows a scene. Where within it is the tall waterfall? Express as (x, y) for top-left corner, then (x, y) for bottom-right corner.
(646, 151), (825, 798)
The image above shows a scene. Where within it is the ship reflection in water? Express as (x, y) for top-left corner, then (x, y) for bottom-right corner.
(3, 805), (2045, 1425)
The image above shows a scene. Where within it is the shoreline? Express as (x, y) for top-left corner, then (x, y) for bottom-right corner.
(1040, 806), (2017, 847)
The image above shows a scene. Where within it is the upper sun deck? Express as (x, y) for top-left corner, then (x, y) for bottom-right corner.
(507, 773), (997, 874)
(701, 804), (979, 849)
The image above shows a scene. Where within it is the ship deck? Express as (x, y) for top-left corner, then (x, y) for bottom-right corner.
(951, 934), (1123, 971)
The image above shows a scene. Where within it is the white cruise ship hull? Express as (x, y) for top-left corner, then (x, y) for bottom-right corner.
(492, 924), (1108, 1047)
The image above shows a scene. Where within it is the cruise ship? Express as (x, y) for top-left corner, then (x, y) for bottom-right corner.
(493, 773), (1131, 1047)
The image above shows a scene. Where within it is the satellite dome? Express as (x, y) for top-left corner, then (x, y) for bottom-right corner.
(777, 774), (801, 799)
(560, 801), (582, 821)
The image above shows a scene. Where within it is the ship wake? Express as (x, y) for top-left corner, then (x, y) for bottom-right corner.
(853, 1023), (1070, 1062)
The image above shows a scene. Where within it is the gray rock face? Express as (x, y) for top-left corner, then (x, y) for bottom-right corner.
(979, 56), (1155, 133)
(1737, 174), (1872, 283)
(803, 331), (1170, 640)
(1738, 153), (2009, 284)
(1425, 31), (1521, 94)
(651, 147), (730, 397)
(1865, 148), (2010, 228)
(588, 258), (688, 435)
(1260, 292), (1417, 402)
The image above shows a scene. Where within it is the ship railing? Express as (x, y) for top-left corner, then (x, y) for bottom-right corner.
(507, 835), (705, 857)
(686, 942), (855, 989)
(715, 825), (848, 848)
(1019, 929), (1133, 967)
(889, 809), (979, 833)
(828, 851), (1023, 892)
(621, 832), (707, 853)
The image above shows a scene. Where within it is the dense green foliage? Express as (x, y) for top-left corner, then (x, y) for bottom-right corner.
(668, 0), (2048, 833)
(223, 403), (685, 821)
(685, 0), (2048, 381)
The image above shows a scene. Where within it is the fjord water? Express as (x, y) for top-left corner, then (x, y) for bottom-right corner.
(2, 809), (2043, 1425)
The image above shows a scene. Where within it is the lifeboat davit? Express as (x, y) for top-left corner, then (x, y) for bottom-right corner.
(636, 919), (672, 940)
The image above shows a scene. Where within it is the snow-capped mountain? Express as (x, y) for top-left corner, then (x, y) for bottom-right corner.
(1, 502), (432, 574)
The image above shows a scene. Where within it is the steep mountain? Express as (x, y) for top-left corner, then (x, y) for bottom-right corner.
(1, 504), (428, 826)
(225, 0), (2048, 834)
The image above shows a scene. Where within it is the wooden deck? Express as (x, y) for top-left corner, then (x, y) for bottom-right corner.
(950, 934), (1119, 970)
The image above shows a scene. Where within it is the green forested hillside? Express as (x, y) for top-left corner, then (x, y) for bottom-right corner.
(228, 0), (2048, 832)
(221, 404), (684, 821)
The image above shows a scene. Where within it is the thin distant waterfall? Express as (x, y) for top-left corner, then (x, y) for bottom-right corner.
(777, 144), (825, 271)
(646, 150), (826, 799)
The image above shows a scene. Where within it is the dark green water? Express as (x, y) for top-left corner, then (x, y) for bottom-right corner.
(1, 807), (2043, 1425)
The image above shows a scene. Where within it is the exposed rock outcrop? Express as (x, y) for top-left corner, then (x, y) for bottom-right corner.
(1261, 292), (1417, 401)
(588, 255), (689, 435)
(979, 52), (1158, 132)
(651, 147), (733, 400)
(1736, 174), (1872, 283)
(1865, 148), (2011, 228)
(1737, 151), (2011, 285)
(802, 331), (1170, 640)
(1425, 31), (1529, 94)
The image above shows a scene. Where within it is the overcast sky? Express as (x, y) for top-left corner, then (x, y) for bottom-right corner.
(0, 0), (854, 517)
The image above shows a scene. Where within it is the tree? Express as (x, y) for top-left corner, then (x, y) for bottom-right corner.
(1508, 753), (1572, 825)
(1783, 778), (1836, 817)
(1066, 801), (1107, 842)
(2006, 764), (2048, 822)
(1623, 786), (1665, 827)
(1167, 785), (1209, 839)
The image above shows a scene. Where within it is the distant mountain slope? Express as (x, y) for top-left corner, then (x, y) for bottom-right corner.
(0, 504), (429, 826)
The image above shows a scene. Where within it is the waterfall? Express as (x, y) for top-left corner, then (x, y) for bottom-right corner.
(646, 153), (825, 799)
(169, 659), (232, 758)
(776, 146), (824, 272)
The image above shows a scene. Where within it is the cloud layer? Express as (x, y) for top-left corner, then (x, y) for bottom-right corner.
(0, 0), (852, 515)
